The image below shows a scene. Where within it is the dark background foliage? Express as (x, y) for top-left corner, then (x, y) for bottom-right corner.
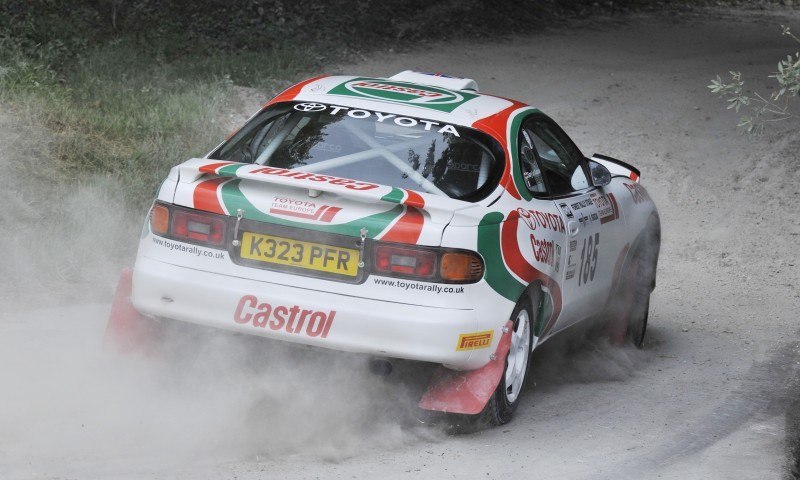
(0, 0), (701, 68)
(0, 0), (790, 211)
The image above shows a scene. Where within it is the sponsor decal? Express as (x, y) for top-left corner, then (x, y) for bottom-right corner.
(448, 162), (480, 172)
(294, 102), (326, 112)
(218, 178), (405, 239)
(570, 198), (594, 210)
(577, 233), (600, 286)
(328, 78), (479, 113)
(456, 330), (494, 351)
(591, 192), (620, 224)
(269, 197), (342, 223)
(298, 103), (462, 137)
(372, 277), (465, 294)
(559, 202), (574, 219)
(624, 182), (652, 204)
(251, 166), (379, 191)
(516, 208), (566, 234)
(566, 239), (578, 279)
(234, 295), (335, 338)
(530, 233), (556, 267)
(151, 237), (226, 259)
(309, 141), (342, 153)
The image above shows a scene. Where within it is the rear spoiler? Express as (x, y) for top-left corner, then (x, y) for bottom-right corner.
(177, 159), (386, 201)
(174, 158), (472, 224)
(590, 154), (641, 182)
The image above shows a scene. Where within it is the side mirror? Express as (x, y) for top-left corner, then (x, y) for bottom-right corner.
(589, 160), (612, 187)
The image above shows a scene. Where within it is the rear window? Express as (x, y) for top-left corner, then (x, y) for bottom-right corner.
(210, 102), (504, 201)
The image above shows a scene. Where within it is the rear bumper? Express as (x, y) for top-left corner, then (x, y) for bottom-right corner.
(131, 256), (494, 370)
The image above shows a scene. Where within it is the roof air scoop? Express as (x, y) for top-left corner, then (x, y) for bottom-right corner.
(389, 70), (479, 92)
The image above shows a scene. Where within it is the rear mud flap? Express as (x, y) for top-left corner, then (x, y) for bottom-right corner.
(105, 267), (160, 353)
(418, 320), (512, 415)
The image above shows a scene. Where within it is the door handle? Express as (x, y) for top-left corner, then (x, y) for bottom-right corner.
(568, 221), (579, 237)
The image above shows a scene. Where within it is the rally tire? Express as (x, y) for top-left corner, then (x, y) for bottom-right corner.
(480, 295), (534, 426)
(625, 254), (650, 348)
(622, 218), (660, 348)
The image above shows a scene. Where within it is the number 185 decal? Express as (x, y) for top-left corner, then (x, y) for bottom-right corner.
(578, 233), (600, 286)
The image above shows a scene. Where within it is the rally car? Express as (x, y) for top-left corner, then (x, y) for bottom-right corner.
(107, 71), (660, 425)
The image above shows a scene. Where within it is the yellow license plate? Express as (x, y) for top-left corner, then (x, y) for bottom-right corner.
(240, 232), (360, 277)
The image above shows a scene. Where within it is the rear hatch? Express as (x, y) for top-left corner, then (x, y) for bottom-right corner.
(166, 158), (473, 285)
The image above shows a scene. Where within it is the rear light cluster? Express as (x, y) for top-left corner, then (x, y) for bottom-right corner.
(150, 202), (226, 248)
(150, 202), (484, 283)
(373, 244), (484, 283)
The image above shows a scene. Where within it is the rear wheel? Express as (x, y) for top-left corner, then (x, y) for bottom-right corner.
(624, 254), (651, 348)
(609, 221), (659, 348)
(481, 296), (534, 425)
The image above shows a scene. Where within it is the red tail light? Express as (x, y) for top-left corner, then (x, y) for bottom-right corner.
(375, 245), (437, 278)
(373, 243), (484, 283)
(150, 202), (227, 247)
(172, 210), (225, 245)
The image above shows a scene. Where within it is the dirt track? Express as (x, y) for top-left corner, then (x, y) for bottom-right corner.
(2, 8), (800, 480)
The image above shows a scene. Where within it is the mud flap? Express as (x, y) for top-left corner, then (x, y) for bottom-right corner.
(105, 267), (160, 353)
(418, 320), (513, 415)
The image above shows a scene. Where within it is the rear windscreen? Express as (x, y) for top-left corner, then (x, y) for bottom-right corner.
(210, 102), (504, 201)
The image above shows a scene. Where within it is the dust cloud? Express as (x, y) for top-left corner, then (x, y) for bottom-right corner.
(0, 316), (438, 478)
(0, 106), (136, 309)
(531, 327), (654, 388)
(0, 107), (438, 479)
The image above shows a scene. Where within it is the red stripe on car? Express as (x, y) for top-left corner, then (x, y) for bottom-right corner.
(264, 75), (330, 107)
(193, 177), (228, 214)
(380, 207), (425, 244)
(403, 189), (425, 208)
(608, 192), (620, 219)
(199, 161), (236, 175)
(319, 206), (342, 222)
(473, 101), (527, 200)
(499, 210), (563, 335)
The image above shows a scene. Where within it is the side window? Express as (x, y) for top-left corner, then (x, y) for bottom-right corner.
(519, 130), (547, 194)
(523, 119), (588, 196)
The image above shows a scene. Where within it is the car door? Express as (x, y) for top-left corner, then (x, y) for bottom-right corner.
(520, 116), (623, 332)
(513, 126), (569, 340)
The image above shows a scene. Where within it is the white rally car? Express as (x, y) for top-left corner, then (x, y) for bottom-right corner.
(107, 71), (660, 425)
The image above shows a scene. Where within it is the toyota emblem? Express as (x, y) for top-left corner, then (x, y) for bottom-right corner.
(294, 103), (327, 112)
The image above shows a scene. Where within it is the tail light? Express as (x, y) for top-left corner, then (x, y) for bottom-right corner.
(440, 253), (483, 282)
(150, 204), (170, 235)
(375, 245), (437, 279)
(150, 202), (227, 248)
(172, 210), (225, 245)
(373, 243), (483, 284)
